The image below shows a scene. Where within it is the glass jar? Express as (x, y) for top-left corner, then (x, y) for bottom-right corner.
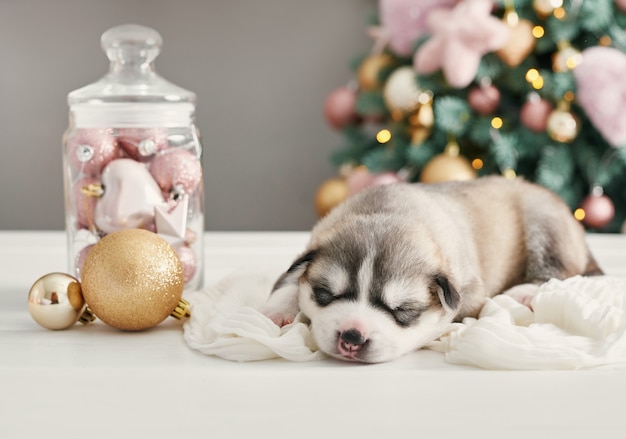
(63, 24), (204, 291)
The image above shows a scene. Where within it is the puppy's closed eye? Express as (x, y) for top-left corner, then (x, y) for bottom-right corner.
(311, 282), (358, 307)
(372, 299), (426, 327)
(392, 303), (426, 327)
(312, 286), (335, 307)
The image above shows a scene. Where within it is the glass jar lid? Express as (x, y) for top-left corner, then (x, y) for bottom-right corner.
(68, 24), (196, 106)
(67, 24), (197, 127)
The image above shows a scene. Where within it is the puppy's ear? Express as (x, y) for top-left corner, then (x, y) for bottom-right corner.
(433, 274), (461, 313)
(272, 250), (318, 292)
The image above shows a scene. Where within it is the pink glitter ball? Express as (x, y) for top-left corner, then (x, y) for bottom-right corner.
(149, 148), (202, 195)
(176, 245), (197, 283)
(72, 176), (100, 230)
(117, 127), (168, 161)
(67, 128), (120, 176)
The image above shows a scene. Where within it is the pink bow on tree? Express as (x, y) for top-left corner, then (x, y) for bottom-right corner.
(414, 0), (509, 88)
(378, 0), (456, 56)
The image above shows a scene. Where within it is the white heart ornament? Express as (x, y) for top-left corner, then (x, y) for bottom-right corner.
(95, 159), (166, 233)
(573, 46), (626, 148)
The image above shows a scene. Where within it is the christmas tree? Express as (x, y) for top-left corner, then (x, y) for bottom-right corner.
(319, 0), (626, 233)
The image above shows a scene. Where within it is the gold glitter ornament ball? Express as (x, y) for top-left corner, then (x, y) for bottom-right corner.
(81, 229), (184, 331)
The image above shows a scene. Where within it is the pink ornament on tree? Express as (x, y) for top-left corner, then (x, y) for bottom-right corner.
(346, 166), (375, 196)
(468, 83), (501, 115)
(324, 87), (358, 130)
(379, 0), (456, 56)
(579, 189), (615, 229)
(117, 128), (168, 161)
(616, 0), (626, 13)
(370, 171), (403, 187)
(573, 46), (626, 147)
(67, 128), (120, 176)
(150, 148), (203, 196)
(346, 167), (402, 196)
(520, 95), (553, 133)
(414, 0), (509, 88)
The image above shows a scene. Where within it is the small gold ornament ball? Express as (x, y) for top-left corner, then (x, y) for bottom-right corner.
(547, 108), (579, 143)
(315, 178), (348, 217)
(420, 150), (477, 184)
(552, 44), (582, 72)
(358, 54), (394, 91)
(28, 272), (88, 330)
(81, 229), (184, 331)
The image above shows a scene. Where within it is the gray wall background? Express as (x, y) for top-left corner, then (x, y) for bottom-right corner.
(0, 0), (374, 231)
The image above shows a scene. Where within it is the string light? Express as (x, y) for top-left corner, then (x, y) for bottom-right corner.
(553, 7), (566, 19)
(525, 68), (545, 89)
(491, 117), (503, 129)
(525, 69), (539, 82)
(599, 35), (612, 46)
(532, 26), (545, 38)
(566, 54), (582, 69)
(531, 76), (544, 90)
(376, 129), (392, 144)
(574, 208), (586, 221)
(472, 158), (484, 170)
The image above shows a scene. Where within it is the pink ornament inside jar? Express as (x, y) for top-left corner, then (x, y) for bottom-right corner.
(150, 148), (203, 197)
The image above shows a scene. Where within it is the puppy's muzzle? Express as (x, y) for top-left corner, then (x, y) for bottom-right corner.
(337, 328), (368, 360)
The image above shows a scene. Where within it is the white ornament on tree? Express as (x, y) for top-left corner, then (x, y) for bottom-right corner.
(383, 66), (422, 114)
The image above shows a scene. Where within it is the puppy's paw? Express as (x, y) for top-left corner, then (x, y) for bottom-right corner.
(263, 311), (296, 328)
(503, 283), (540, 310)
(259, 283), (300, 328)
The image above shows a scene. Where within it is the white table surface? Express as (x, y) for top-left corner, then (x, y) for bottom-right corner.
(1, 231), (625, 438)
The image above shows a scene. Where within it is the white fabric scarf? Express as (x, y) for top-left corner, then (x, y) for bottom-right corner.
(183, 273), (626, 369)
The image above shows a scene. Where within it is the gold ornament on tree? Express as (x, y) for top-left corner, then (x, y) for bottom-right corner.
(357, 53), (394, 91)
(420, 139), (477, 184)
(547, 98), (579, 143)
(315, 177), (349, 217)
(496, 6), (537, 67)
(408, 92), (434, 145)
(27, 229), (189, 331)
(552, 41), (583, 72)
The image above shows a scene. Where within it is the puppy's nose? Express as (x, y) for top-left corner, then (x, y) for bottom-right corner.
(340, 328), (366, 346)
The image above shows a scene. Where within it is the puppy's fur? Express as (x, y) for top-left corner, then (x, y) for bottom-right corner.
(262, 176), (602, 363)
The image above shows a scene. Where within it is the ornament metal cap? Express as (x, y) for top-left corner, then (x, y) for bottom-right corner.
(78, 306), (97, 325)
(170, 298), (191, 320)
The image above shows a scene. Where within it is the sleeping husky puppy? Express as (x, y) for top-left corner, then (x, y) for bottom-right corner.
(261, 176), (602, 363)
